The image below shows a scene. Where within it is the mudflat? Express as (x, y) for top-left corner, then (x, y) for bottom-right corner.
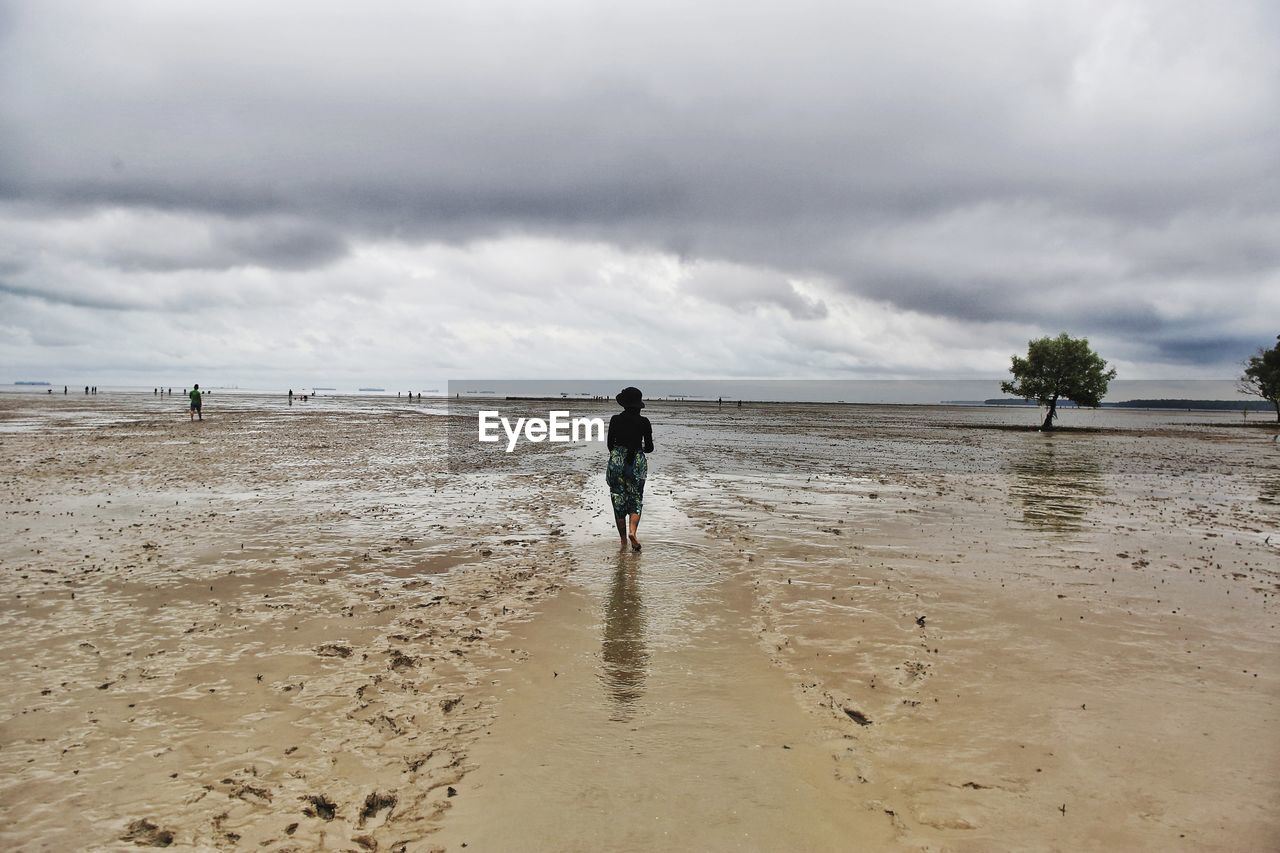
(1, 395), (1276, 851)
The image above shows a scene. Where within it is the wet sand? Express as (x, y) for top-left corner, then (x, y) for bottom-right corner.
(1, 395), (1277, 850)
(0, 395), (583, 850)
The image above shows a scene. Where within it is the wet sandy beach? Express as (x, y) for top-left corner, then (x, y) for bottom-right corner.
(1, 394), (1277, 851)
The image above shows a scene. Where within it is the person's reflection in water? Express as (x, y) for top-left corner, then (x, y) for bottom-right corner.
(600, 552), (649, 722)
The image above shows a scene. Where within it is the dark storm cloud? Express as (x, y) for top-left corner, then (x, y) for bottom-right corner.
(0, 279), (136, 311)
(681, 263), (828, 320)
(1148, 334), (1271, 367)
(0, 0), (1276, 376)
(848, 274), (1011, 325)
(848, 271), (1168, 333)
(108, 218), (350, 273)
(221, 221), (348, 271)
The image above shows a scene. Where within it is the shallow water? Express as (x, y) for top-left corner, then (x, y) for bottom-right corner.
(431, 461), (898, 850)
(434, 402), (1279, 851)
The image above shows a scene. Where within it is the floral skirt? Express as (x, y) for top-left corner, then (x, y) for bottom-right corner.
(605, 447), (647, 516)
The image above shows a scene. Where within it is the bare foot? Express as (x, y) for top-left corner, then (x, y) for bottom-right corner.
(628, 534), (641, 552)
(619, 537), (628, 550)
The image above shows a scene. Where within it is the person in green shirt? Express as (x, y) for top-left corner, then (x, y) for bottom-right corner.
(189, 384), (202, 421)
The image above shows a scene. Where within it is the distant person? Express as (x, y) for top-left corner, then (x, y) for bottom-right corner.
(189, 384), (203, 421)
(607, 387), (654, 551)
(64, 386), (67, 394)
(718, 396), (722, 408)
(85, 386), (89, 394)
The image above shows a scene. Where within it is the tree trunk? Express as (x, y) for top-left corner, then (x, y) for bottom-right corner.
(1273, 398), (1279, 423)
(1041, 396), (1057, 431)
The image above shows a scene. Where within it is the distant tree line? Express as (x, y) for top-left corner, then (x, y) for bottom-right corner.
(999, 331), (1280, 428)
(983, 398), (1273, 411)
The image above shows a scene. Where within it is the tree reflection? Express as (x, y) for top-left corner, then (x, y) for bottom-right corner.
(1009, 438), (1105, 532)
(1258, 475), (1280, 506)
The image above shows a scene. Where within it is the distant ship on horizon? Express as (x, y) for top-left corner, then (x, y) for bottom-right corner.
(14, 381), (51, 386)
(358, 387), (386, 392)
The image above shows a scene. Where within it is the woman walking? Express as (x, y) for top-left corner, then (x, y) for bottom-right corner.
(607, 387), (654, 551)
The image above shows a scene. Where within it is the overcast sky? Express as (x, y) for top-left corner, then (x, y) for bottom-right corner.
(2, 0), (1277, 388)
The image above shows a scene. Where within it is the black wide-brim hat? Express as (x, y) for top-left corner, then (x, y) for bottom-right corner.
(616, 386), (644, 408)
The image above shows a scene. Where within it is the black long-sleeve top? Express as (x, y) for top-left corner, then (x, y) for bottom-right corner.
(607, 409), (654, 464)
